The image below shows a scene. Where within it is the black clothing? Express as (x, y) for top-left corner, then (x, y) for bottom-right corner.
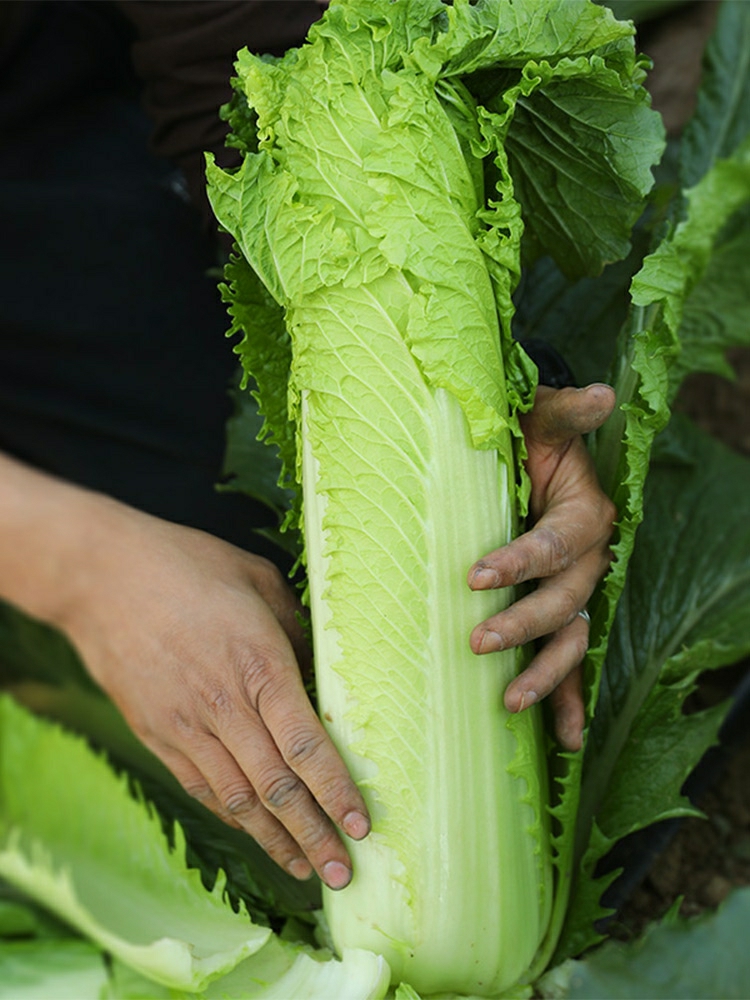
(0, 1), (568, 556)
(0, 2), (319, 555)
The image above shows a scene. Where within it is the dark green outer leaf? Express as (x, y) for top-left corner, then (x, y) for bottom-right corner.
(558, 417), (750, 957)
(0, 899), (44, 939)
(541, 311), (676, 969)
(672, 201), (750, 388)
(505, 72), (664, 278)
(680, 0), (750, 190)
(596, 418), (750, 739)
(543, 887), (750, 999)
(512, 232), (649, 387)
(220, 380), (293, 518)
(548, 122), (750, 961)
(0, 601), (94, 693)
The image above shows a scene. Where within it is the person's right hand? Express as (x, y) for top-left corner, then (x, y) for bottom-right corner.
(53, 496), (371, 889)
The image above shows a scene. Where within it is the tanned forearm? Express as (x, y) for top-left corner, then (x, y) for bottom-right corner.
(0, 450), (105, 629)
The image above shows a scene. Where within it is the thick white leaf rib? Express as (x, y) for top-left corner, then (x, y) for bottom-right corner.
(294, 267), (547, 994)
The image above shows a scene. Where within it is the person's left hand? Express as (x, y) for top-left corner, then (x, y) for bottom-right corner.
(468, 384), (617, 752)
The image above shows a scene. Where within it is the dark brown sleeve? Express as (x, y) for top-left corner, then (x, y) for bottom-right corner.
(115, 1), (322, 232)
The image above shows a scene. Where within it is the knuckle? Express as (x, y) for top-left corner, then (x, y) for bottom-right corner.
(556, 624), (589, 667)
(558, 587), (581, 626)
(220, 784), (258, 816)
(515, 619), (534, 647)
(258, 832), (299, 869)
(250, 556), (286, 595)
(182, 779), (213, 804)
(504, 611), (533, 648)
(258, 771), (305, 811)
(602, 493), (617, 523)
(505, 550), (528, 587)
(570, 630), (589, 663)
(598, 497), (618, 542)
(283, 728), (326, 768)
(534, 526), (572, 574)
(199, 684), (233, 719)
(168, 707), (200, 738)
(237, 651), (277, 713)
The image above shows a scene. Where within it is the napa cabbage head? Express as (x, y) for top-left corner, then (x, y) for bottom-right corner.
(207, 0), (663, 994)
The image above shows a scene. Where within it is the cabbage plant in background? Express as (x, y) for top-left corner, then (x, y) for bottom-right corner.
(1, 1), (750, 998)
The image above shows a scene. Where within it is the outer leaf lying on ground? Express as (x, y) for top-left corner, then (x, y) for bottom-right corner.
(0, 696), (271, 990)
(539, 887), (750, 1000)
(0, 696), (390, 999)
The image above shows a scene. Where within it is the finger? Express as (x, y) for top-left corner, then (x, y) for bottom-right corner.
(173, 729), (317, 881)
(244, 649), (371, 844)
(549, 667), (585, 752)
(205, 641), (368, 889)
(243, 557), (313, 675)
(503, 616), (589, 712)
(470, 551), (603, 654)
(201, 620), (369, 887)
(468, 497), (613, 592)
(219, 716), (357, 890)
(142, 740), (243, 830)
(522, 384), (616, 447)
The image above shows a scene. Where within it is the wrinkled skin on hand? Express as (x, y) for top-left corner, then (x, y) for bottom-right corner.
(61, 510), (370, 891)
(468, 383), (617, 751)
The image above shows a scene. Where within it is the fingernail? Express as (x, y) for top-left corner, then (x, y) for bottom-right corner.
(517, 690), (538, 713)
(478, 629), (504, 653)
(322, 860), (352, 890)
(470, 567), (499, 589)
(342, 810), (370, 840)
(287, 857), (314, 881)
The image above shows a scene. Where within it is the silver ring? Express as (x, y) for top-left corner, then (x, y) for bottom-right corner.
(578, 609), (591, 624)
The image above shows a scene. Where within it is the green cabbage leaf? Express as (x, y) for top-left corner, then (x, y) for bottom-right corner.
(0, 695), (390, 999)
(206, 0), (663, 994)
(0, 695), (270, 990)
(7, 1), (750, 997)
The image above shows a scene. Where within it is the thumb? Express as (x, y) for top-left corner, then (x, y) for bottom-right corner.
(523, 384), (616, 448)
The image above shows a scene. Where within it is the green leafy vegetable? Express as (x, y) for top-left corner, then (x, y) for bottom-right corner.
(554, 100), (750, 966)
(0, 696), (390, 1000)
(0, 940), (108, 1000)
(3, 1), (750, 997)
(5, 680), (321, 923)
(206, 0), (662, 994)
(0, 695), (271, 991)
(542, 888), (750, 1000)
(559, 415), (750, 957)
(679, 0), (750, 190)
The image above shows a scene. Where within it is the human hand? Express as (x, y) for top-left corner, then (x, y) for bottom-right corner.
(467, 384), (617, 751)
(58, 501), (370, 889)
